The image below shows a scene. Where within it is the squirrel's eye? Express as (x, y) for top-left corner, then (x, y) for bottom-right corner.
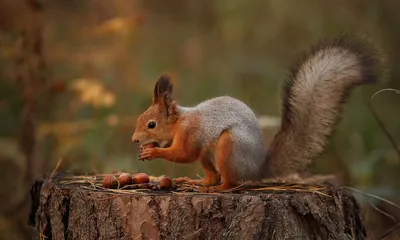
(148, 121), (156, 129)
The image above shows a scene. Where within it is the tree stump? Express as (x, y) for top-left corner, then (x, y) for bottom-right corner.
(29, 174), (366, 240)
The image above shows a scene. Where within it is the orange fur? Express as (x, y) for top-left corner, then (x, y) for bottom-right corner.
(132, 75), (178, 150)
(135, 76), (243, 192)
(139, 116), (202, 163)
(199, 131), (235, 193)
(198, 151), (221, 186)
(175, 147), (221, 186)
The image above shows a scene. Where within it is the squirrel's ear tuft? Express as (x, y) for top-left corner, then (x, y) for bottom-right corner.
(153, 74), (173, 104)
(160, 92), (178, 119)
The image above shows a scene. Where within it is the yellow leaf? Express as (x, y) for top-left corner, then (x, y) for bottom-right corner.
(96, 17), (131, 35)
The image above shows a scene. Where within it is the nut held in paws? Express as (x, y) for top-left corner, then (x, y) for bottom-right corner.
(142, 143), (157, 149)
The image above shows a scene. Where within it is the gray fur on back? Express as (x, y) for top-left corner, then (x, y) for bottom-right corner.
(178, 96), (266, 182)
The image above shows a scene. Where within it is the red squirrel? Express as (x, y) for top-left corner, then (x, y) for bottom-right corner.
(131, 35), (384, 193)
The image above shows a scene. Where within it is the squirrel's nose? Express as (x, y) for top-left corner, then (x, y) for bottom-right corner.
(132, 135), (139, 143)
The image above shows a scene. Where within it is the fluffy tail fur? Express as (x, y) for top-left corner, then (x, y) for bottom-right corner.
(266, 35), (386, 177)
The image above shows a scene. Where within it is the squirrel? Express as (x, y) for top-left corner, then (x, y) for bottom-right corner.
(131, 35), (384, 193)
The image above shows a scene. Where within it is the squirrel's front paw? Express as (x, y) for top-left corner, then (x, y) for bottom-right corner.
(139, 148), (161, 161)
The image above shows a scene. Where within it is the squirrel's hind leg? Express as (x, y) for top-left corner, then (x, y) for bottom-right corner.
(199, 131), (236, 193)
(175, 149), (221, 186)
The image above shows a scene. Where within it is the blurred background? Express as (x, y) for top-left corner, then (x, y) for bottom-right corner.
(0, 0), (399, 239)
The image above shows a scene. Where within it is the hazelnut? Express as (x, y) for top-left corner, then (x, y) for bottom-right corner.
(102, 175), (119, 189)
(159, 177), (172, 189)
(142, 143), (157, 149)
(118, 173), (132, 187)
(133, 173), (150, 184)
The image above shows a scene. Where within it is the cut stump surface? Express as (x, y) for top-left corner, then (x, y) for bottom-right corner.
(29, 174), (366, 240)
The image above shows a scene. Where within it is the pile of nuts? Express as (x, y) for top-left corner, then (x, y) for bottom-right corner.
(102, 172), (173, 190)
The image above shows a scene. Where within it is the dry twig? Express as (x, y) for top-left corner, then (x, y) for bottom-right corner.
(368, 88), (400, 160)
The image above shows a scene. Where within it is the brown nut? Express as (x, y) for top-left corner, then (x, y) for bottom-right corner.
(118, 173), (132, 187)
(133, 173), (150, 184)
(159, 177), (173, 189)
(102, 175), (119, 189)
(141, 142), (157, 150)
(138, 143), (157, 161)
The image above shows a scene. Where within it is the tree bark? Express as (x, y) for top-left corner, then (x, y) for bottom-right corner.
(29, 174), (366, 240)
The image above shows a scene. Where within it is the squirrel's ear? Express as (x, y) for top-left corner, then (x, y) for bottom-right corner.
(159, 92), (178, 119)
(152, 74), (173, 105)
(152, 81), (160, 104)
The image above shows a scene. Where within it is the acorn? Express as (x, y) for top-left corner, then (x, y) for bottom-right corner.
(158, 177), (173, 189)
(118, 173), (132, 187)
(133, 173), (150, 184)
(102, 174), (119, 189)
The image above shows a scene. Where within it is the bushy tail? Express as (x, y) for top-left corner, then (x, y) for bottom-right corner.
(266, 35), (386, 177)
